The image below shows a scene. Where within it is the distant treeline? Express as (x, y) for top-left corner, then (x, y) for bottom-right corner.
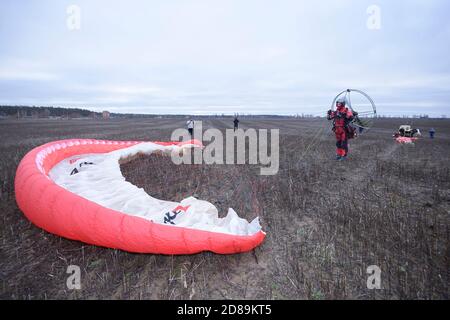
(1, 105), (445, 119)
(0, 105), (99, 118)
(0, 105), (301, 119)
(0, 105), (168, 119)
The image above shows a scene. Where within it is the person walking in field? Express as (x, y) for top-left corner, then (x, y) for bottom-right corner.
(233, 116), (239, 131)
(327, 97), (356, 161)
(186, 119), (194, 137)
(429, 128), (436, 139)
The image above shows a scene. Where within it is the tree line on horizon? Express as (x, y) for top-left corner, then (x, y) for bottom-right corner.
(0, 105), (446, 119)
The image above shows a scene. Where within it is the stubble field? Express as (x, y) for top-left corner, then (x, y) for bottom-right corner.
(0, 117), (448, 299)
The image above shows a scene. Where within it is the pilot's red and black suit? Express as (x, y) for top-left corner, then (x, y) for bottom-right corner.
(327, 102), (355, 159)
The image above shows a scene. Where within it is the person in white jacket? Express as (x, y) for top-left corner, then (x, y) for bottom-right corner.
(186, 119), (194, 137)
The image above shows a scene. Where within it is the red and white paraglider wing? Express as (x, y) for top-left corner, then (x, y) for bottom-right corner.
(15, 139), (265, 254)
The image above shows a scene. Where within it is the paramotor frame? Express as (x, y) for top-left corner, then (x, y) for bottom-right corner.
(331, 89), (377, 131)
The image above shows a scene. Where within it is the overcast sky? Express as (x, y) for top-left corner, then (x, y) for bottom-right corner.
(1, 0), (449, 116)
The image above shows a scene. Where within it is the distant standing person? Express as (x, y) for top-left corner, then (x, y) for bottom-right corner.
(233, 117), (239, 131)
(186, 119), (194, 137)
(429, 128), (435, 139)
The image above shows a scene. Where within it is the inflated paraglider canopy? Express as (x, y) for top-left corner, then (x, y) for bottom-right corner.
(15, 139), (265, 254)
(331, 89), (377, 132)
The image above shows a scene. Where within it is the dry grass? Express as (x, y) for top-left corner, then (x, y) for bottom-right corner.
(0, 117), (449, 300)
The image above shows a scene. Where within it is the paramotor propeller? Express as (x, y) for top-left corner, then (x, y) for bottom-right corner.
(331, 89), (377, 131)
